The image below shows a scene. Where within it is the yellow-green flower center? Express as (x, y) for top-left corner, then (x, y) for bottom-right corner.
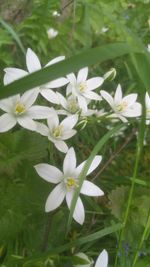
(147, 108), (150, 114)
(66, 177), (78, 190)
(15, 102), (26, 114)
(79, 82), (87, 93)
(116, 101), (128, 112)
(53, 125), (63, 138)
(68, 99), (78, 113)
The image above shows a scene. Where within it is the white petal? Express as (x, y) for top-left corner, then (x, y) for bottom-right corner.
(0, 113), (16, 132)
(66, 73), (76, 85)
(86, 77), (104, 90)
(57, 109), (69, 116)
(122, 94), (137, 107)
(28, 106), (53, 119)
(40, 89), (60, 104)
(114, 84), (122, 104)
(4, 68), (28, 85)
(26, 48), (41, 73)
(45, 182), (66, 212)
(95, 250), (108, 267)
(47, 109), (59, 130)
(0, 94), (20, 112)
(81, 181), (104, 196)
(77, 67), (88, 83)
(76, 155), (102, 176)
(100, 90), (114, 108)
(46, 77), (68, 88)
(35, 122), (49, 136)
(84, 91), (102, 101)
(21, 89), (39, 108)
(145, 92), (150, 108)
(60, 114), (78, 129)
(78, 95), (88, 112)
(45, 56), (65, 67)
(66, 192), (85, 225)
(57, 92), (67, 109)
(54, 140), (68, 153)
(66, 83), (73, 95)
(63, 147), (76, 175)
(123, 103), (142, 117)
(62, 129), (77, 140)
(17, 116), (36, 131)
(34, 163), (63, 183)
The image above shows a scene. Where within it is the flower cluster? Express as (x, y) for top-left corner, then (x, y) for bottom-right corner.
(0, 48), (147, 226)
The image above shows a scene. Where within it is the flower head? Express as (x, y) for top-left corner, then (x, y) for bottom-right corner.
(36, 109), (78, 153)
(100, 84), (141, 122)
(57, 93), (95, 117)
(0, 89), (52, 132)
(4, 48), (68, 104)
(147, 44), (150, 53)
(145, 92), (150, 124)
(47, 28), (58, 39)
(34, 147), (104, 224)
(66, 67), (103, 112)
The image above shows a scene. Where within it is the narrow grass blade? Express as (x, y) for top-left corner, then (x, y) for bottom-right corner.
(0, 17), (26, 55)
(67, 124), (124, 233)
(0, 43), (140, 99)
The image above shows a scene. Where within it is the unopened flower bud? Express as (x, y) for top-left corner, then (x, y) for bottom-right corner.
(73, 252), (93, 267)
(103, 68), (116, 81)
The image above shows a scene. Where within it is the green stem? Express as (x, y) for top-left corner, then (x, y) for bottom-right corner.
(131, 209), (150, 267)
(114, 138), (141, 267)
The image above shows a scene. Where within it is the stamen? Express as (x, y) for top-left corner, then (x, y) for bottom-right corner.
(79, 82), (87, 93)
(116, 101), (128, 112)
(66, 177), (78, 190)
(53, 125), (63, 138)
(68, 99), (78, 113)
(15, 102), (26, 114)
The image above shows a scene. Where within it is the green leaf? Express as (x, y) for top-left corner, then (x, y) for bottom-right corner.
(67, 124), (124, 232)
(21, 222), (123, 264)
(0, 17), (26, 55)
(0, 43), (140, 99)
(131, 53), (150, 90)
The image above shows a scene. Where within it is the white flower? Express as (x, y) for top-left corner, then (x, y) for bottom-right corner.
(34, 147), (104, 224)
(57, 93), (95, 117)
(0, 89), (52, 132)
(145, 92), (150, 125)
(74, 249), (108, 267)
(36, 109), (78, 153)
(4, 48), (68, 104)
(147, 44), (150, 52)
(52, 10), (60, 17)
(100, 84), (141, 122)
(47, 28), (58, 39)
(66, 67), (104, 112)
(101, 27), (109, 33)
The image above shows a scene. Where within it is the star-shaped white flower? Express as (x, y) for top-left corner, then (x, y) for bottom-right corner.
(36, 110), (78, 153)
(47, 28), (58, 39)
(4, 48), (68, 104)
(34, 147), (104, 224)
(0, 89), (52, 132)
(100, 84), (141, 122)
(66, 67), (104, 112)
(145, 92), (150, 125)
(75, 249), (108, 267)
(57, 93), (95, 117)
